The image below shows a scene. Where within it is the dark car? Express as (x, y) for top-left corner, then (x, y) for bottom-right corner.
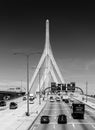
(9, 102), (18, 109)
(40, 116), (50, 124)
(0, 100), (6, 107)
(29, 97), (34, 101)
(64, 99), (69, 103)
(62, 98), (65, 102)
(57, 114), (67, 124)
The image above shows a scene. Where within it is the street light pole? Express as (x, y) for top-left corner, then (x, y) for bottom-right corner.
(26, 55), (30, 116)
(21, 80), (22, 92)
(14, 52), (41, 116)
(86, 81), (88, 102)
(39, 68), (41, 105)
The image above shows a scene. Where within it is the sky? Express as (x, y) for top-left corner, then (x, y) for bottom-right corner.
(0, 1), (95, 94)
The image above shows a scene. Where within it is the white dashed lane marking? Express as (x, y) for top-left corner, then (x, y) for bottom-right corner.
(72, 123), (75, 128)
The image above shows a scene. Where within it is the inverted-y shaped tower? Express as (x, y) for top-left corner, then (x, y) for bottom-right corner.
(29, 20), (64, 93)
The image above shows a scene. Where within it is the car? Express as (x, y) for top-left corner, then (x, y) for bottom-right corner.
(50, 96), (55, 102)
(56, 97), (61, 102)
(23, 96), (27, 100)
(40, 115), (50, 124)
(62, 98), (65, 102)
(64, 99), (69, 103)
(29, 94), (35, 100)
(50, 96), (53, 99)
(29, 100), (34, 104)
(58, 92), (60, 96)
(50, 98), (55, 102)
(29, 97), (34, 101)
(70, 99), (74, 103)
(29, 97), (34, 104)
(0, 100), (6, 107)
(9, 102), (18, 109)
(29, 96), (34, 100)
(57, 114), (67, 124)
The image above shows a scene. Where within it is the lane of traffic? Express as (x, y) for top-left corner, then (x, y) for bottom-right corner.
(31, 98), (69, 130)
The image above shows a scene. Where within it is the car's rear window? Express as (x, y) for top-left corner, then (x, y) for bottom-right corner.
(42, 116), (48, 118)
(10, 102), (16, 105)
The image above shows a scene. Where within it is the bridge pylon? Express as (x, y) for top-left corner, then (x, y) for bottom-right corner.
(29, 20), (65, 93)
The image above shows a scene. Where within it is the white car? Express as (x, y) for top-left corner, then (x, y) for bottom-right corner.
(49, 96), (55, 102)
(50, 99), (55, 102)
(29, 100), (34, 104)
(56, 97), (61, 102)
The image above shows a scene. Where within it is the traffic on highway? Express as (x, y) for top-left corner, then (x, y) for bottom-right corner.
(30, 94), (95, 130)
(0, 82), (95, 130)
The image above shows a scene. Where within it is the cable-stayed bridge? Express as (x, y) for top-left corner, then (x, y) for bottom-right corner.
(0, 20), (95, 130)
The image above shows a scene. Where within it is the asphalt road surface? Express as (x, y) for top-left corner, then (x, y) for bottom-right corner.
(87, 97), (95, 104)
(30, 99), (95, 130)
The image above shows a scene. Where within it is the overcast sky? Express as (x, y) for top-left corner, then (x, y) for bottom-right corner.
(0, 1), (95, 94)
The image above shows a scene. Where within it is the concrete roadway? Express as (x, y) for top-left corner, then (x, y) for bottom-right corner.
(86, 97), (95, 104)
(30, 99), (95, 130)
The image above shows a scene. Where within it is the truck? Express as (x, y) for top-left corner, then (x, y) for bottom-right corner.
(71, 103), (85, 119)
(62, 95), (69, 101)
(29, 93), (35, 100)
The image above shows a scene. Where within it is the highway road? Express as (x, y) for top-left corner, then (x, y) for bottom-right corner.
(86, 96), (95, 104)
(30, 99), (95, 130)
(0, 96), (43, 130)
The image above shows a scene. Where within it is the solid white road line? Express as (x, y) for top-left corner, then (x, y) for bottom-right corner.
(68, 122), (95, 125)
(34, 122), (95, 126)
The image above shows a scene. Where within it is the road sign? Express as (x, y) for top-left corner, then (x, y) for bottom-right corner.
(51, 82), (56, 93)
(70, 82), (75, 92)
(67, 82), (75, 92)
(62, 84), (66, 91)
(67, 83), (71, 91)
(57, 84), (61, 92)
